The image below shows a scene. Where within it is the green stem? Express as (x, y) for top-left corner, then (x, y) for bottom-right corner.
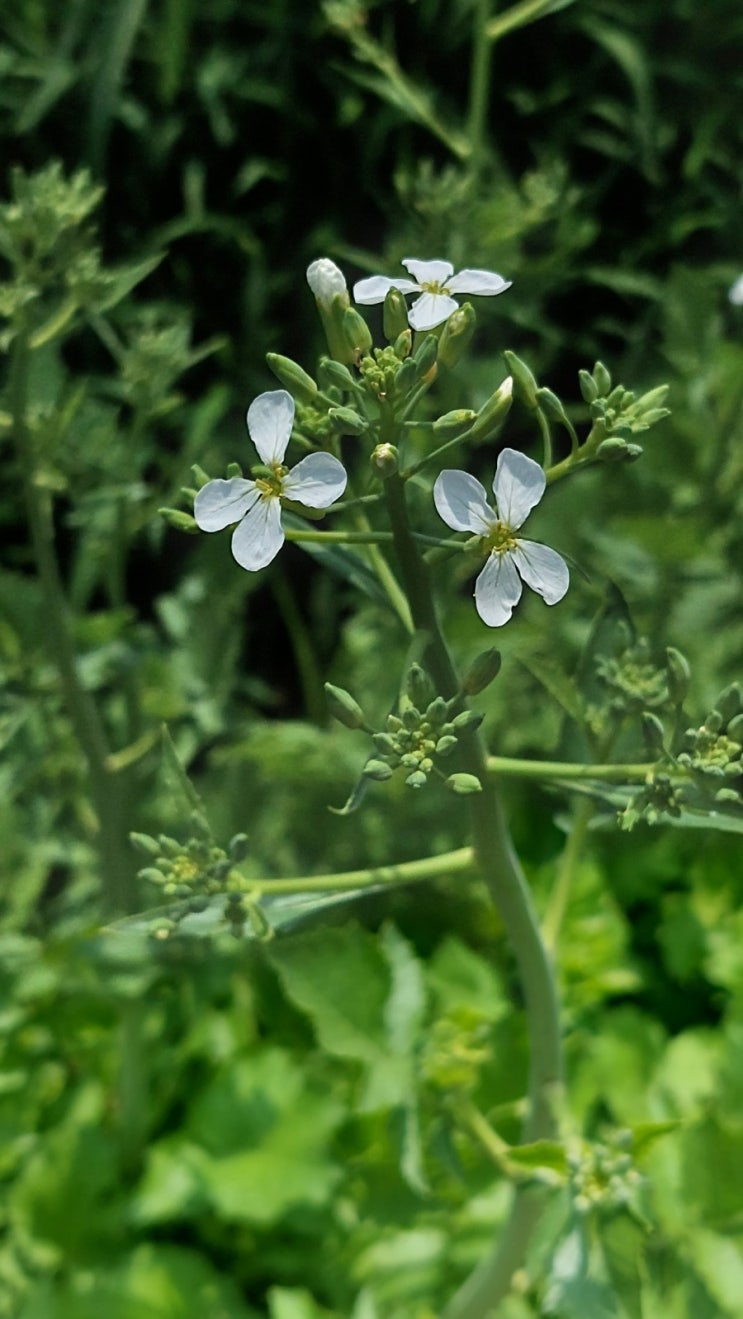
(9, 323), (132, 914)
(381, 469), (562, 1318)
(487, 755), (657, 782)
(542, 798), (593, 952)
(251, 846), (474, 895)
(467, 0), (493, 183)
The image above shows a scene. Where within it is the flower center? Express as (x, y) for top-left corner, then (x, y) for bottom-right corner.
(421, 280), (448, 296)
(482, 520), (517, 556)
(255, 463), (288, 499)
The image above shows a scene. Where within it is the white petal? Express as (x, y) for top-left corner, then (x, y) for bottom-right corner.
(306, 258), (348, 307)
(408, 292), (459, 330)
(511, 540), (570, 605)
(247, 389), (295, 465)
(194, 478), (260, 532)
(729, 273), (743, 306)
(401, 258), (454, 285)
(445, 268), (512, 297)
(283, 452), (347, 508)
(492, 447), (545, 529)
(230, 495), (284, 571)
(433, 470), (494, 534)
(353, 275), (420, 304)
(474, 551), (523, 627)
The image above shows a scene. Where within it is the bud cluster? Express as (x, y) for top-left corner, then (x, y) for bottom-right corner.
(595, 637), (672, 718)
(568, 1137), (643, 1216)
(579, 361), (670, 464)
(358, 334), (437, 404)
(325, 665), (484, 795)
(420, 1009), (492, 1093)
(676, 683), (743, 808)
(131, 818), (253, 936)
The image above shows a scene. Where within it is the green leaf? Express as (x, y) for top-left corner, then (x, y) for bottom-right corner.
(507, 1139), (570, 1181)
(600, 1211), (647, 1319)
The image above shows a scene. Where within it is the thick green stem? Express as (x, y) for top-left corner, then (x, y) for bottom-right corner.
(382, 470), (563, 1317)
(10, 324), (132, 914)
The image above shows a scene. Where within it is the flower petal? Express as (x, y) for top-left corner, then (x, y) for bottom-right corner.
(511, 540), (570, 605)
(434, 470), (493, 534)
(729, 273), (743, 306)
(247, 389), (295, 465)
(408, 292), (459, 331)
(194, 478), (260, 532)
(353, 275), (420, 304)
(230, 495), (284, 571)
(492, 447), (545, 529)
(474, 551), (523, 627)
(401, 258), (454, 285)
(445, 268), (512, 297)
(283, 452), (348, 508)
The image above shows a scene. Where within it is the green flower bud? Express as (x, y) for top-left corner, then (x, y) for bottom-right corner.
(372, 732), (398, 755)
(579, 369), (598, 404)
(130, 832), (161, 857)
(503, 351), (539, 410)
(190, 463), (211, 488)
(342, 306), (373, 358)
(226, 461), (243, 479)
(157, 834), (182, 856)
(716, 683), (741, 723)
(413, 334), (438, 378)
(450, 709), (485, 732)
(437, 303), (476, 370)
(596, 437), (630, 462)
(665, 647), (691, 707)
(536, 386), (571, 426)
(402, 706), (421, 730)
(159, 507), (199, 534)
(446, 773), (483, 795)
(393, 329), (413, 360)
(425, 696), (449, 728)
(371, 443), (398, 476)
(318, 357), (356, 391)
(468, 376), (513, 444)
(363, 759), (394, 781)
(328, 405), (368, 435)
(592, 361), (612, 397)
(265, 353), (318, 404)
(406, 770), (428, 789)
(433, 408), (478, 434)
(435, 734), (458, 757)
(229, 833), (250, 861)
(727, 713), (743, 745)
(625, 443), (643, 461)
(139, 867), (167, 886)
(383, 287), (409, 342)
(704, 709), (724, 734)
(642, 712), (666, 754)
(406, 664), (435, 709)
(325, 682), (367, 729)
(714, 787), (742, 804)
(462, 648), (502, 696)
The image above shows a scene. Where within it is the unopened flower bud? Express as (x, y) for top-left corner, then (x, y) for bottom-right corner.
(592, 361), (612, 396)
(371, 443), (398, 475)
(437, 302), (476, 370)
(265, 353), (319, 405)
(433, 408), (478, 435)
(596, 437), (630, 462)
(342, 306), (373, 357)
(462, 648), (502, 696)
(536, 386), (571, 426)
(406, 770), (428, 789)
(665, 647), (691, 708)
(413, 334), (438, 378)
(363, 759), (394, 781)
(468, 376), (513, 444)
(328, 405), (368, 435)
(435, 735), (458, 757)
(715, 683), (741, 723)
(450, 709), (485, 732)
(130, 832), (161, 857)
(306, 258), (349, 310)
(393, 329), (412, 360)
(383, 287), (409, 342)
(579, 369), (598, 403)
(229, 833), (250, 861)
(325, 682), (367, 730)
(642, 712), (666, 754)
(159, 507), (199, 533)
(446, 773), (483, 795)
(406, 664), (434, 709)
(504, 351), (539, 410)
(318, 357), (356, 391)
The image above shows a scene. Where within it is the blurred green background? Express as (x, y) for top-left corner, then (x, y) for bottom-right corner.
(1, 1), (743, 1316)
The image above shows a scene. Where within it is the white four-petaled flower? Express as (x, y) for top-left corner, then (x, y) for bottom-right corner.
(194, 390), (347, 571)
(433, 448), (569, 627)
(353, 258), (511, 331)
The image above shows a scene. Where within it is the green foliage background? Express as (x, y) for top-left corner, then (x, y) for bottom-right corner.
(1, 1), (743, 1316)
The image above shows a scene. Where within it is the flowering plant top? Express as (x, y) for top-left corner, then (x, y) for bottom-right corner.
(353, 257), (511, 331)
(194, 390), (347, 571)
(434, 448), (569, 626)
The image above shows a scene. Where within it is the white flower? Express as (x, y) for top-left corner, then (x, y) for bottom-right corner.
(194, 390), (347, 571)
(729, 273), (743, 306)
(433, 448), (569, 627)
(306, 258), (349, 309)
(353, 257), (511, 331)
